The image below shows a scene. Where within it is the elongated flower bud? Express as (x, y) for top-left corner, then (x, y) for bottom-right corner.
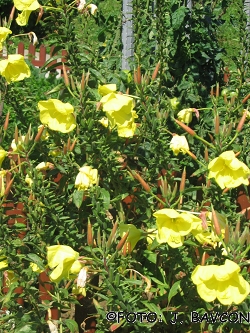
(63, 64), (69, 87)
(34, 125), (44, 142)
(3, 112), (10, 131)
(97, 227), (101, 247)
(107, 221), (118, 249)
(137, 65), (141, 85)
(242, 93), (250, 104)
(152, 62), (160, 80)
(9, 6), (15, 23)
(130, 169), (151, 192)
(116, 231), (129, 251)
(216, 83), (219, 98)
(236, 110), (247, 132)
(214, 114), (220, 135)
(70, 76), (76, 91)
(4, 177), (14, 197)
(180, 167), (186, 192)
(201, 252), (207, 266)
(87, 220), (93, 247)
(204, 147), (209, 162)
(224, 224), (229, 244)
(81, 72), (85, 91)
(69, 139), (77, 152)
(174, 119), (196, 136)
(212, 208), (221, 236)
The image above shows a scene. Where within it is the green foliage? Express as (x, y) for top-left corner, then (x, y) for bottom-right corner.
(0, 0), (250, 332)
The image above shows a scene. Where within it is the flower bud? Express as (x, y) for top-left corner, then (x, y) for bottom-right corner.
(174, 119), (196, 136)
(151, 62), (160, 80)
(236, 110), (247, 132)
(3, 112), (10, 131)
(87, 220), (93, 247)
(116, 231), (129, 251)
(34, 125), (44, 142)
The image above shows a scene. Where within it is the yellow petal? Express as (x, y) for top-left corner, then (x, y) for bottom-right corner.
(0, 54), (30, 83)
(14, 0), (40, 11)
(16, 10), (32, 26)
(98, 84), (116, 96)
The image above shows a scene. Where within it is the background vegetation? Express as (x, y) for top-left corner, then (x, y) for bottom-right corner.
(0, 0), (250, 332)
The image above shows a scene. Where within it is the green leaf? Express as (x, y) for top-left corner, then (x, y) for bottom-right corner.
(100, 188), (110, 210)
(15, 324), (37, 333)
(27, 253), (43, 267)
(45, 83), (65, 96)
(73, 190), (84, 209)
(171, 7), (187, 30)
(88, 68), (106, 84)
(141, 301), (166, 323)
(64, 319), (79, 333)
(11, 223), (26, 229)
(168, 280), (181, 304)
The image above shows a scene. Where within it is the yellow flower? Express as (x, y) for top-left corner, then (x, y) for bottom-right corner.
(87, 4), (98, 15)
(101, 93), (138, 137)
(72, 285), (86, 296)
(4, 270), (18, 287)
(192, 211), (227, 246)
(99, 117), (109, 128)
(98, 84), (116, 96)
(98, 84), (117, 96)
(14, 0), (40, 26)
(47, 245), (82, 283)
(0, 147), (7, 167)
(208, 151), (250, 189)
(11, 135), (26, 152)
(0, 27), (12, 51)
(191, 259), (249, 305)
(36, 162), (54, 171)
(101, 92), (133, 114)
(170, 135), (189, 155)
(75, 166), (98, 191)
(30, 262), (43, 273)
(0, 54), (31, 83)
(0, 170), (6, 197)
(38, 99), (76, 133)
(153, 209), (201, 248)
(177, 108), (194, 124)
(0, 259), (8, 270)
(115, 111), (138, 138)
(25, 174), (33, 186)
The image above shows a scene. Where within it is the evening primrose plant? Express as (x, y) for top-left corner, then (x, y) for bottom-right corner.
(0, 0), (250, 332)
